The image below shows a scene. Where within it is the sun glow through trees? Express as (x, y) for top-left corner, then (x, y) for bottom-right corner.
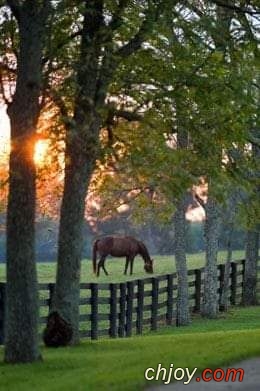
(34, 139), (50, 166)
(0, 106), (205, 222)
(0, 107), (10, 163)
(0, 107), (52, 167)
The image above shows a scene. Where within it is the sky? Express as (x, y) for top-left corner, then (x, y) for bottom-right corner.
(0, 106), (10, 161)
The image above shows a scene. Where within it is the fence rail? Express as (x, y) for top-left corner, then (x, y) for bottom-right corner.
(0, 259), (256, 344)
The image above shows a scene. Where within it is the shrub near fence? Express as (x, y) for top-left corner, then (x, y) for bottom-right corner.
(0, 259), (256, 344)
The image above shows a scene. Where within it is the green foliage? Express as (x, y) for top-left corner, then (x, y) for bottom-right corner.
(2, 1), (259, 230)
(91, 2), (260, 231)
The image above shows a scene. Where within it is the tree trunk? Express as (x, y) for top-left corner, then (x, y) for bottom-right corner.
(5, 2), (51, 363)
(242, 130), (260, 305)
(173, 107), (190, 326)
(202, 196), (221, 318)
(242, 230), (259, 306)
(219, 190), (238, 311)
(53, 117), (100, 343)
(219, 226), (233, 311)
(51, 2), (104, 343)
(174, 198), (190, 326)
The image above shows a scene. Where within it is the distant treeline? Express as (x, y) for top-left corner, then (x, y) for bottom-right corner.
(0, 214), (246, 262)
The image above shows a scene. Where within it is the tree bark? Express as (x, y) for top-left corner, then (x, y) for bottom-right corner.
(173, 123), (190, 326)
(242, 133), (260, 305)
(219, 190), (238, 311)
(174, 197), (190, 326)
(242, 230), (259, 306)
(5, 1), (51, 363)
(202, 195), (221, 318)
(219, 226), (233, 311)
(53, 115), (100, 343)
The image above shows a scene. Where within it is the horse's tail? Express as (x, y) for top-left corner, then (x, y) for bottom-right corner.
(92, 239), (99, 274)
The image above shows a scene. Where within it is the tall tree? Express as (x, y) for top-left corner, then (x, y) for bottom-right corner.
(4, 0), (52, 363)
(243, 230), (259, 305)
(174, 194), (190, 325)
(198, 2), (233, 319)
(52, 0), (167, 343)
(243, 136), (260, 305)
(219, 190), (238, 311)
(200, 194), (221, 318)
(174, 99), (190, 326)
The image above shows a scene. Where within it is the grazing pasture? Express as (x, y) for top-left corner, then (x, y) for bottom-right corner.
(0, 250), (250, 343)
(0, 250), (246, 283)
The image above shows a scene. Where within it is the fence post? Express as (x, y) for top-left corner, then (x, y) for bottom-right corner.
(166, 274), (173, 325)
(109, 283), (117, 338)
(0, 283), (5, 345)
(218, 264), (225, 311)
(126, 281), (134, 337)
(241, 259), (246, 292)
(151, 278), (159, 331)
(118, 283), (126, 337)
(230, 262), (238, 305)
(136, 280), (144, 335)
(48, 283), (55, 313)
(194, 269), (202, 312)
(91, 283), (98, 340)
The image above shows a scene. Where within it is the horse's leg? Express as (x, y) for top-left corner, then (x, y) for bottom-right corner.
(100, 255), (108, 276)
(97, 255), (105, 276)
(97, 257), (101, 277)
(130, 256), (135, 275)
(102, 258), (109, 276)
(124, 256), (130, 275)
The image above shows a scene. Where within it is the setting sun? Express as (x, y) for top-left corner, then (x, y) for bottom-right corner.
(34, 139), (50, 166)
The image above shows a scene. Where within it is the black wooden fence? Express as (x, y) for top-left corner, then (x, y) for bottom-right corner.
(0, 259), (259, 344)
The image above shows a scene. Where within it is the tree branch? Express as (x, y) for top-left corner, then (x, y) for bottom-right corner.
(113, 109), (143, 122)
(247, 133), (260, 148)
(48, 88), (70, 122)
(42, 30), (82, 65)
(109, 0), (129, 31)
(40, 0), (53, 21)
(6, 0), (21, 21)
(194, 193), (206, 210)
(0, 61), (16, 75)
(0, 71), (10, 105)
(183, 0), (204, 18)
(212, 0), (260, 15)
(117, 1), (162, 58)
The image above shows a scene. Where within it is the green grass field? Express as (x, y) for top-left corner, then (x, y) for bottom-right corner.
(0, 250), (246, 283)
(0, 250), (259, 391)
(0, 306), (260, 391)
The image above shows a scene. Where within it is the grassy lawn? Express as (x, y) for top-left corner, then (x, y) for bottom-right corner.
(0, 306), (260, 391)
(0, 250), (245, 283)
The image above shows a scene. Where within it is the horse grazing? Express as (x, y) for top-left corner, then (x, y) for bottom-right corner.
(92, 236), (154, 277)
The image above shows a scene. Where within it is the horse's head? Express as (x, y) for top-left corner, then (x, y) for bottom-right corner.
(144, 259), (154, 274)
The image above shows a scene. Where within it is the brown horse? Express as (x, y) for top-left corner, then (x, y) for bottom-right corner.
(92, 236), (154, 277)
